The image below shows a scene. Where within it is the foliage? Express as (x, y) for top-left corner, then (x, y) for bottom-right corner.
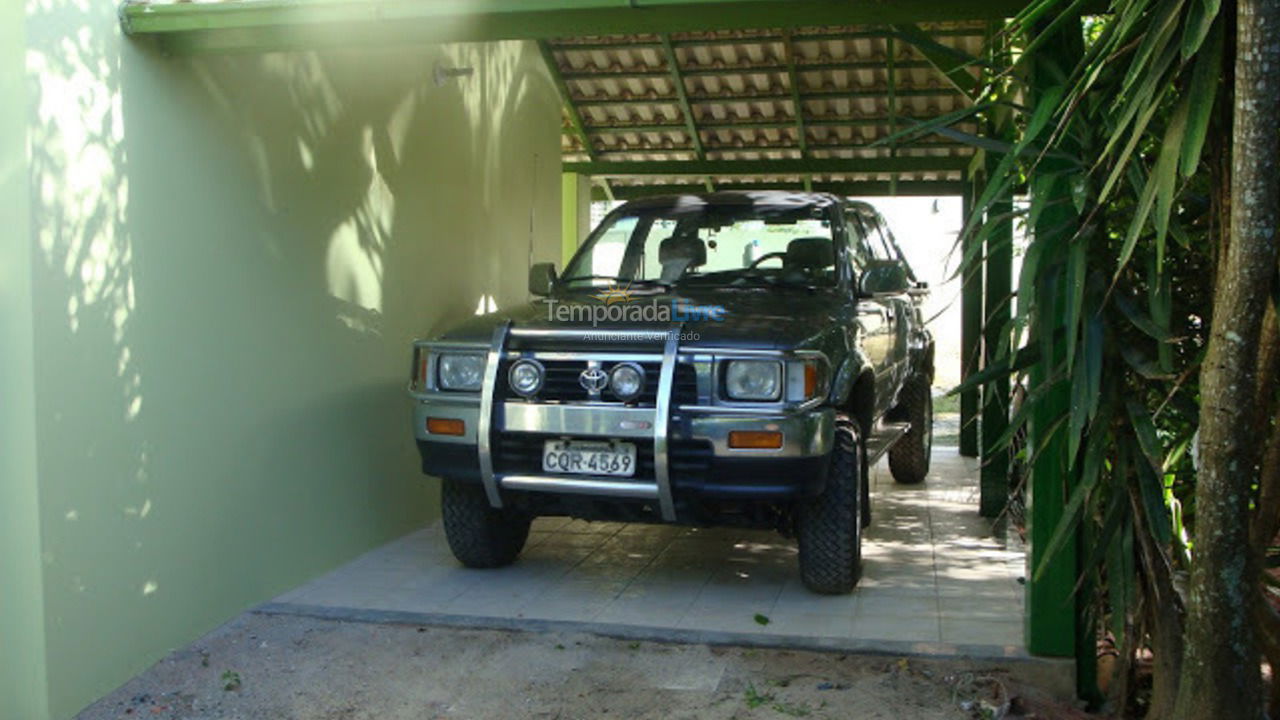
(937, 0), (1279, 716)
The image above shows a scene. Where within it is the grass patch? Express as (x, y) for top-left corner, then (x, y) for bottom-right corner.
(933, 390), (960, 415)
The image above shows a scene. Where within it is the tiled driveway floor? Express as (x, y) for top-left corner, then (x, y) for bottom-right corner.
(270, 447), (1028, 657)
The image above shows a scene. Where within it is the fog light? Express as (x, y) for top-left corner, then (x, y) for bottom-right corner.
(508, 359), (545, 398)
(609, 362), (645, 401)
(426, 417), (466, 436)
(728, 430), (784, 449)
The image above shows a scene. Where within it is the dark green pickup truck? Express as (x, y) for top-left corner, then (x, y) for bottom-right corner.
(409, 191), (934, 593)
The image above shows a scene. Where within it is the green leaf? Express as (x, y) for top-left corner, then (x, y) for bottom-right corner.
(1034, 428), (1108, 582)
(1065, 238), (1087, 370)
(1115, 294), (1174, 342)
(1137, 460), (1174, 545)
(1180, 18), (1224, 177)
(1153, 95), (1190, 264)
(1081, 485), (1128, 579)
(867, 103), (992, 149)
(1181, 0), (1222, 59)
(1114, 166), (1161, 282)
(948, 344), (1043, 394)
(1084, 315), (1104, 420)
(1126, 400), (1164, 475)
(1022, 85), (1066, 149)
(1120, 343), (1175, 380)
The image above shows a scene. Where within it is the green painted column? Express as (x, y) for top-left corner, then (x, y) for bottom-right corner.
(561, 172), (589, 265)
(1025, 18), (1085, 668)
(959, 175), (982, 458)
(0, 3), (51, 718)
(979, 167), (1012, 517)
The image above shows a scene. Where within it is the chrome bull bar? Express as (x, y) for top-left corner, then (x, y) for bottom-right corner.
(476, 323), (681, 522)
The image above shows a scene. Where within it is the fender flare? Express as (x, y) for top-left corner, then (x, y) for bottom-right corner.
(828, 347), (875, 408)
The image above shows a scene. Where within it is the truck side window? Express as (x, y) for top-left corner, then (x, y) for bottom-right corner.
(843, 210), (873, 273)
(859, 212), (895, 261)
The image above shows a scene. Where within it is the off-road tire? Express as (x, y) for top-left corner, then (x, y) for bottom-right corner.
(796, 416), (863, 594)
(888, 373), (932, 485)
(441, 478), (531, 568)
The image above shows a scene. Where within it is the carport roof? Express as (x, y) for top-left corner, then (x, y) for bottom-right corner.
(121, 1), (1007, 196)
(543, 23), (987, 198)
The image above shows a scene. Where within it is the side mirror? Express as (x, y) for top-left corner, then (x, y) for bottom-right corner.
(859, 259), (910, 296)
(529, 262), (557, 296)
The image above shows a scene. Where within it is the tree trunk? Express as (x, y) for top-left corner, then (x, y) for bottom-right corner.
(1132, 481), (1185, 720)
(1172, 0), (1280, 717)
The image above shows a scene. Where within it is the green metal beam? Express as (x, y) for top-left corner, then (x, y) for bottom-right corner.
(585, 114), (982, 134)
(658, 35), (713, 192)
(1024, 17), (1087, 681)
(594, 179), (966, 201)
(572, 87), (965, 108)
(886, 33), (898, 195)
(669, 27), (990, 47)
(889, 22), (981, 100)
(591, 140), (975, 155)
(979, 161), (1012, 519)
(959, 173), (982, 458)
(563, 156), (970, 176)
(561, 59), (937, 81)
(121, 1), (1033, 52)
(539, 41), (613, 200)
(781, 30), (812, 191)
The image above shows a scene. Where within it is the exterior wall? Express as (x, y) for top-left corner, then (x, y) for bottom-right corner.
(1, 2), (52, 719)
(14, 2), (562, 717)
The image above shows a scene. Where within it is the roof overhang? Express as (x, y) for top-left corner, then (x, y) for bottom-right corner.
(120, 0), (1030, 51)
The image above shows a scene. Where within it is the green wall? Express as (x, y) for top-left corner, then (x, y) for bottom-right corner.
(12, 2), (562, 717)
(1, 2), (52, 719)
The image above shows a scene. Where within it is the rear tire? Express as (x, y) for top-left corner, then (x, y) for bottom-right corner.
(889, 373), (932, 485)
(441, 478), (531, 568)
(797, 416), (863, 594)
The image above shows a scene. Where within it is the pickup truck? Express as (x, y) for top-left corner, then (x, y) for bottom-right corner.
(409, 191), (934, 593)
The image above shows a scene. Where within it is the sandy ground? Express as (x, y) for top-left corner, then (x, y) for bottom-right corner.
(74, 612), (1074, 720)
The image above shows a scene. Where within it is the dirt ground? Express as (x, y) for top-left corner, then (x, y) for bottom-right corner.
(75, 611), (1083, 720)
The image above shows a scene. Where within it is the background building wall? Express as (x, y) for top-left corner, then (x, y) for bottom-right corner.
(16, 2), (562, 717)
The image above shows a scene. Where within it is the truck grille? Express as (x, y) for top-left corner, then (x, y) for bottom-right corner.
(492, 433), (712, 482)
(498, 359), (698, 407)
(494, 433), (656, 478)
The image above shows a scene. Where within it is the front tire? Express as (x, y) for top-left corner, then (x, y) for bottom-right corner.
(441, 478), (531, 568)
(888, 373), (932, 485)
(797, 416), (864, 594)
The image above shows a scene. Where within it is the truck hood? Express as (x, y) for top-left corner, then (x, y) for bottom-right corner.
(433, 286), (846, 351)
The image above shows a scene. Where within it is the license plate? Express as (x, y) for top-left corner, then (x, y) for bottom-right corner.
(542, 440), (637, 477)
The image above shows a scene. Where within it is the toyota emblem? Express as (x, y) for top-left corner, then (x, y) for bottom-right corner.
(579, 367), (609, 393)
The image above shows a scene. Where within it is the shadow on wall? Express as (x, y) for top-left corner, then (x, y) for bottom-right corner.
(24, 0), (559, 714)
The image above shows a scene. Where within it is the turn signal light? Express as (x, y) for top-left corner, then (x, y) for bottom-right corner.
(804, 362), (818, 398)
(728, 430), (784, 449)
(426, 417), (466, 436)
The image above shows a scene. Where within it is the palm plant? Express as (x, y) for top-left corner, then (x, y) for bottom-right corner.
(922, 1), (1278, 716)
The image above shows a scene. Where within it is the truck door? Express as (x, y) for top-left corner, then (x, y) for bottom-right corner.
(859, 210), (911, 408)
(844, 210), (894, 415)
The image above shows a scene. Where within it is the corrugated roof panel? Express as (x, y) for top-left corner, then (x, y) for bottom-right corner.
(548, 22), (987, 193)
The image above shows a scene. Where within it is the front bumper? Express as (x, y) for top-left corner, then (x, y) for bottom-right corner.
(414, 398), (836, 505)
(411, 325), (835, 523)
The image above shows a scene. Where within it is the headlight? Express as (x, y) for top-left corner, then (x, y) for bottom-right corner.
(508, 359), (544, 398)
(724, 360), (782, 401)
(609, 362), (645, 401)
(438, 353), (485, 391)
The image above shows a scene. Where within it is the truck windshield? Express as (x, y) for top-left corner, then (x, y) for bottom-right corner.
(560, 200), (839, 289)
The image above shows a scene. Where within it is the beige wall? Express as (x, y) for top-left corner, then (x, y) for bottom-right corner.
(12, 2), (562, 717)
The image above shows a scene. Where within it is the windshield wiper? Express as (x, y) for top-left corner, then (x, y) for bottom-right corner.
(559, 274), (627, 284)
(558, 275), (672, 291)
